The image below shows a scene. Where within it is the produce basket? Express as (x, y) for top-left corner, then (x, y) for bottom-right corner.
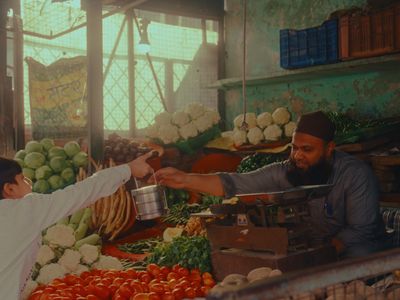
(280, 19), (339, 69)
(339, 3), (400, 60)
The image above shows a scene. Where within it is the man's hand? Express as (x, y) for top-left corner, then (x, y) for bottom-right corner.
(153, 167), (188, 189)
(128, 151), (157, 178)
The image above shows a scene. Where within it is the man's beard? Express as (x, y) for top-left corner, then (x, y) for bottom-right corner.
(286, 156), (333, 186)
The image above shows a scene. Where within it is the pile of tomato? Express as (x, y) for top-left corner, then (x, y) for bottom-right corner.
(28, 264), (216, 300)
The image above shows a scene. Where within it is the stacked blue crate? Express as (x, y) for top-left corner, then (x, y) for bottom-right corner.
(280, 19), (339, 69)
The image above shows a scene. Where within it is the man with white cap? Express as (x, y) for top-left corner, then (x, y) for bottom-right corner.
(155, 111), (390, 258)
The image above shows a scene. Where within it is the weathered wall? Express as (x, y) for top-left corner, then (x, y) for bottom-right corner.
(223, 0), (400, 128)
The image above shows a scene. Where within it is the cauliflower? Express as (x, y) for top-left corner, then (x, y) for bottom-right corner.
(172, 111), (190, 127)
(36, 263), (67, 284)
(264, 124), (283, 141)
(272, 107), (291, 125)
(247, 127), (264, 145)
(284, 121), (297, 137)
(36, 245), (55, 266)
(21, 280), (38, 300)
(79, 244), (99, 265)
(73, 264), (89, 275)
(233, 129), (247, 146)
(154, 111), (172, 126)
(221, 131), (234, 138)
(44, 224), (75, 248)
(257, 112), (273, 129)
(146, 124), (159, 139)
(204, 109), (220, 125)
(158, 124), (180, 144)
(194, 114), (214, 133)
(184, 103), (205, 120)
(93, 255), (123, 270)
(233, 113), (257, 129)
(179, 122), (198, 140)
(58, 249), (81, 272)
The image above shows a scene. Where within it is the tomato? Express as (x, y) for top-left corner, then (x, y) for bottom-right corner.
(177, 267), (189, 277)
(171, 265), (181, 273)
(130, 280), (144, 293)
(86, 295), (101, 300)
(190, 280), (201, 289)
(176, 279), (190, 290)
(184, 287), (196, 299)
(113, 277), (125, 285)
(94, 283), (111, 299)
(139, 273), (152, 284)
(160, 266), (170, 276)
(167, 279), (178, 290)
(126, 268), (138, 279)
(201, 272), (213, 280)
(118, 283), (134, 298)
(201, 285), (211, 296)
(147, 264), (161, 277)
(140, 282), (150, 293)
(132, 293), (150, 300)
(28, 290), (43, 300)
(161, 292), (174, 300)
(203, 277), (215, 287)
(166, 272), (179, 281)
(149, 283), (164, 294)
(189, 273), (201, 282)
(171, 288), (185, 300)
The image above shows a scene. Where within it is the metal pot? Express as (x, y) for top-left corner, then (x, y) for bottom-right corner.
(130, 175), (168, 220)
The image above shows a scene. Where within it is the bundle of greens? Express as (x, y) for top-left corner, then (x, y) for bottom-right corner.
(237, 152), (287, 173)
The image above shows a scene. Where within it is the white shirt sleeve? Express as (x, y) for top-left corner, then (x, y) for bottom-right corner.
(12, 164), (131, 231)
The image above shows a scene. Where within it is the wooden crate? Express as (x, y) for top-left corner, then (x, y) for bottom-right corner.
(339, 3), (400, 60)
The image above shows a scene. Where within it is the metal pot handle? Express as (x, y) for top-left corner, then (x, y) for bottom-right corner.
(133, 168), (156, 188)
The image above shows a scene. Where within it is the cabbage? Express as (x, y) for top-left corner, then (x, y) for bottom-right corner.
(35, 165), (53, 180)
(23, 168), (35, 180)
(33, 179), (50, 193)
(49, 156), (67, 173)
(15, 150), (27, 160)
(48, 146), (67, 160)
(64, 141), (80, 158)
(25, 141), (44, 154)
(24, 152), (46, 169)
(40, 138), (55, 152)
(15, 158), (25, 168)
(48, 175), (65, 190)
(72, 152), (88, 168)
(61, 167), (75, 185)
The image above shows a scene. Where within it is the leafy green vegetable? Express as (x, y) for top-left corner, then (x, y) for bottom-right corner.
(162, 203), (204, 225)
(237, 153), (287, 173)
(118, 238), (162, 254)
(147, 236), (212, 273)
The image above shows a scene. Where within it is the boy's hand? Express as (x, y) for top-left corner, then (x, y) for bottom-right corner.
(128, 151), (158, 178)
(153, 167), (187, 189)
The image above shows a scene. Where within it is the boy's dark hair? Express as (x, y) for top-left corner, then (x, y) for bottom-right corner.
(0, 157), (22, 199)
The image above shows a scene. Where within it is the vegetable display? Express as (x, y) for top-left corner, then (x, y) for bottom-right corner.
(229, 107), (295, 147)
(104, 133), (152, 164)
(147, 236), (212, 273)
(237, 152), (288, 173)
(28, 264), (216, 300)
(117, 238), (162, 255)
(14, 139), (88, 193)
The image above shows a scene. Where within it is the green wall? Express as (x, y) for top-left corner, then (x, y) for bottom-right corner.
(222, 0), (400, 128)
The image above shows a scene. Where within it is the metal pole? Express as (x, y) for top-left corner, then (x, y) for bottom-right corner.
(86, 0), (104, 165)
(132, 10), (167, 112)
(165, 59), (173, 112)
(104, 16), (127, 82)
(201, 19), (207, 45)
(13, 0), (25, 150)
(127, 10), (136, 137)
(217, 16), (226, 131)
(0, 1), (7, 155)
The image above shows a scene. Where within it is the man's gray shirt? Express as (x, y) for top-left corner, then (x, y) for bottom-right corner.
(218, 150), (387, 257)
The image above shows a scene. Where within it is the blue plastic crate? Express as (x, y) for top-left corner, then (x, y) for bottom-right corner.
(280, 19), (339, 69)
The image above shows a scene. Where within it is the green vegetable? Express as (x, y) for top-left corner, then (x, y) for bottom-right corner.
(40, 138), (55, 152)
(48, 146), (67, 160)
(118, 238), (162, 254)
(237, 153), (287, 173)
(57, 216), (69, 225)
(74, 233), (101, 248)
(24, 152), (46, 170)
(14, 150), (27, 160)
(165, 187), (190, 207)
(23, 168), (36, 180)
(147, 236), (212, 273)
(61, 167), (75, 185)
(162, 203), (204, 225)
(48, 175), (65, 190)
(49, 156), (67, 173)
(25, 141), (44, 154)
(64, 141), (81, 158)
(35, 165), (53, 180)
(33, 179), (50, 193)
(72, 152), (88, 168)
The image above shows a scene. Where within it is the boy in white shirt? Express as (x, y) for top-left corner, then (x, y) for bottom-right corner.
(0, 151), (155, 299)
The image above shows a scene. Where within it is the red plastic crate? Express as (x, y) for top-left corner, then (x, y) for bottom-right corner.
(339, 3), (400, 60)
